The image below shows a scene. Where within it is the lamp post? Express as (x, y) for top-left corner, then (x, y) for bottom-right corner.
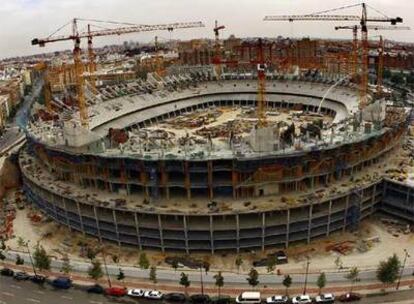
(396, 249), (410, 290)
(303, 257), (310, 295)
(26, 241), (37, 276)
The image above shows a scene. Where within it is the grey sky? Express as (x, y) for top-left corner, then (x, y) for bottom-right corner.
(1, 0), (413, 58)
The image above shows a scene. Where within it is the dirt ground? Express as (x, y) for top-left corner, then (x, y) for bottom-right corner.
(5, 188), (414, 274)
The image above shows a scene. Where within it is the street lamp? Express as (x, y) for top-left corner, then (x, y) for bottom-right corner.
(303, 256), (311, 295)
(396, 249), (410, 290)
(26, 240), (37, 276)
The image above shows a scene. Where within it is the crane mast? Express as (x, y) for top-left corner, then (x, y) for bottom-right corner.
(213, 20), (225, 79)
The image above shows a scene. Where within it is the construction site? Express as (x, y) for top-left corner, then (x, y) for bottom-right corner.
(6, 3), (414, 255)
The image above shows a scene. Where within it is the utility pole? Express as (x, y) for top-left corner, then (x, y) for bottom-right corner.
(303, 257), (310, 295)
(200, 264), (204, 295)
(101, 247), (112, 288)
(26, 241), (37, 276)
(396, 249), (410, 290)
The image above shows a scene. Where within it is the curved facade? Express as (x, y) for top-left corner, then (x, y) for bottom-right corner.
(20, 77), (411, 252)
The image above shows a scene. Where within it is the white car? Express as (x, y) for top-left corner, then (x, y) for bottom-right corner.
(144, 290), (163, 300)
(266, 295), (289, 304)
(292, 294), (312, 304)
(315, 293), (335, 303)
(127, 289), (145, 297)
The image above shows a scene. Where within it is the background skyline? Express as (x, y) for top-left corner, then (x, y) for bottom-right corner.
(1, 0), (413, 58)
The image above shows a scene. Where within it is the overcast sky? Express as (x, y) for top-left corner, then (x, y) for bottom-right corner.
(1, 0), (413, 59)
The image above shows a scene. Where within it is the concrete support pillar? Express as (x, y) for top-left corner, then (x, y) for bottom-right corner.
(343, 195), (350, 232)
(236, 214), (240, 253)
(208, 161), (213, 200)
(183, 216), (189, 254)
(76, 201), (85, 235)
(371, 183), (377, 214)
(158, 214), (164, 253)
(93, 206), (102, 242)
(327, 200), (332, 236)
(285, 210), (290, 248)
(261, 213), (266, 252)
(134, 212), (142, 250)
(112, 210), (121, 247)
(209, 215), (214, 254)
(307, 203), (313, 244)
(62, 198), (71, 231)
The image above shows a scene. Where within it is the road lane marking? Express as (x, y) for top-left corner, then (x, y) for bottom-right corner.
(10, 284), (22, 289)
(1, 292), (14, 297)
(61, 296), (73, 300)
(26, 298), (40, 303)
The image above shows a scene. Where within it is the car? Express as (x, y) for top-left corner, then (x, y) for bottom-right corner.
(13, 271), (30, 281)
(105, 287), (127, 297)
(275, 250), (288, 264)
(190, 294), (211, 304)
(30, 274), (46, 284)
(315, 293), (335, 303)
(291, 294), (312, 304)
(144, 290), (163, 300)
(163, 292), (187, 302)
(211, 296), (232, 304)
(236, 291), (261, 304)
(0, 268), (14, 277)
(50, 277), (72, 289)
(128, 288), (145, 297)
(266, 295), (289, 304)
(338, 293), (361, 302)
(87, 284), (105, 294)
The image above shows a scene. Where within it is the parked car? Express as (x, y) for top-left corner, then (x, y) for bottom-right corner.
(87, 284), (104, 294)
(275, 250), (288, 264)
(266, 295), (289, 304)
(315, 293), (335, 303)
(144, 290), (163, 300)
(50, 277), (72, 289)
(236, 292), (262, 304)
(291, 294), (312, 304)
(338, 293), (361, 302)
(105, 287), (127, 297)
(13, 271), (30, 281)
(30, 275), (46, 284)
(190, 294), (211, 304)
(0, 268), (14, 277)
(128, 288), (145, 297)
(211, 296), (232, 304)
(164, 292), (187, 303)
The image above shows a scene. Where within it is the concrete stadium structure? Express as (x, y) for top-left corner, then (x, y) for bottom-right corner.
(19, 72), (414, 253)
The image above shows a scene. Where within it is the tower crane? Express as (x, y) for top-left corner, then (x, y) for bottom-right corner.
(32, 19), (205, 128)
(264, 2), (403, 110)
(212, 20), (225, 79)
(334, 25), (409, 96)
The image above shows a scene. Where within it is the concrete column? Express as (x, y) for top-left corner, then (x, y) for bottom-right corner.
(158, 214), (165, 252)
(93, 206), (102, 242)
(371, 183), (377, 214)
(62, 198), (71, 231)
(183, 215), (189, 254)
(343, 195), (350, 232)
(134, 212), (142, 250)
(76, 201), (85, 235)
(209, 215), (214, 254)
(285, 210), (290, 248)
(112, 210), (121, 247)
(236, 214), (240, 253)
(261, 213), (266, 251)
(307, 203), (313, 244)
(327, 200), (332, 236)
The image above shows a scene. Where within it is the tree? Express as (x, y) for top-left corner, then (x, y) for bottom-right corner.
(345, 267), (359, 293)
(235, 255), (243, 274)
(203, 261), (210, 274)
(171, 258), (179, 272)
(138, 252), (150, 269)
(179, 272), (190, 294)
(316, 272), (327, 294)
(15, 254), (24, 265)
(88, 259), (104, 281)
(112, 254), (119, 264)
(117, 268), (125, 281)
(0, 240), (6, 251)
(0, 251), (5, 264)
(282, 275), (292, 296)
(334, 256), (343, 270)
(33, 245), (51, 271)
(61, 255), (72, 275)
(267, 255), (277, 273)
(149, 266), (157, 285)
(246, 268), (259, 288)
(214, 271), (224, 298)
(17, 237), (26, 249)
(86, 246), (97, 261)
(376, 254), (401, 288)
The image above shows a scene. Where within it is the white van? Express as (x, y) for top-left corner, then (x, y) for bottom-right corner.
(236, 291), (262, 304)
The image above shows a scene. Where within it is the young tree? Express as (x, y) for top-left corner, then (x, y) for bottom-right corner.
(267, 255), (277, 273)
(235, 255), (243, 274)
(0, 251), (6, 265)
(112, 254), (119, 264)
(316, 272), (327, 294)
(179, 272), (190, 294)
(376, 254), (401, 288)
(246, 268), (259, 288)
(345, 267), (360, 293)
(88, 259), (104, 281)
(171, 258), (179, 272)
(138, 252), (150, 269)
(86, 246), (97, 261)
(334, 256), (343, 270)
(203, 261), (210, 274)
(117, 268), (125, 282)
(214, 271), (224, 298)
(0, 240), (6, 251)
(282, 274), (292, 296)
(33, 245), (51, 271)
(15, 254), (24, 265)
(17, 237), (26, 249)
(60, 255), (72, 275)
(149, 266), (157, 285)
